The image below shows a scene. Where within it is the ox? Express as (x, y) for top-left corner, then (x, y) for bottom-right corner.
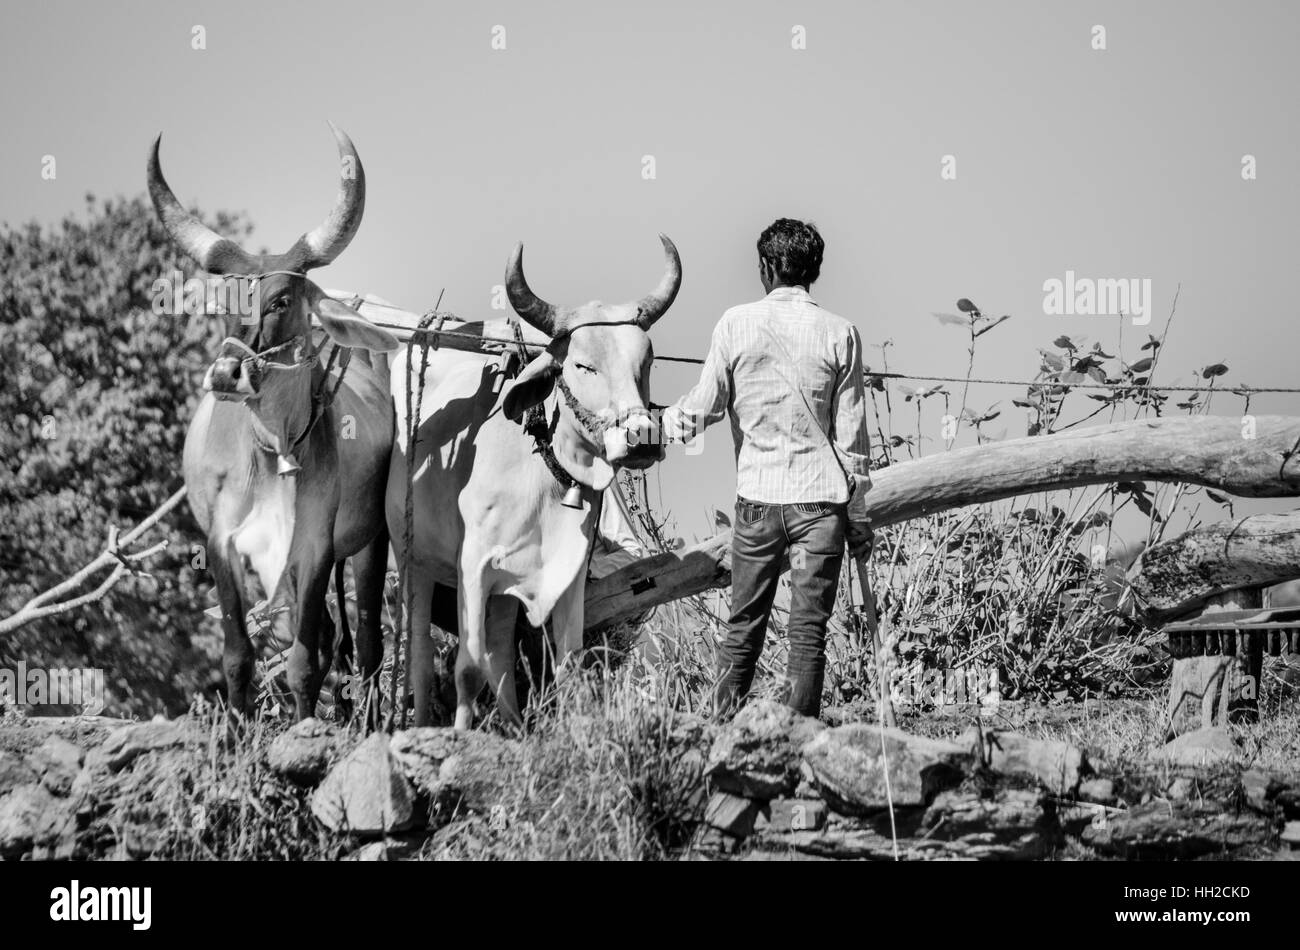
(387, 236), (680, 728)
(150, 124), (399, 721)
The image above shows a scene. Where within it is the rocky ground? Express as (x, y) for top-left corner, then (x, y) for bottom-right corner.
(2, 698), (1298, 861)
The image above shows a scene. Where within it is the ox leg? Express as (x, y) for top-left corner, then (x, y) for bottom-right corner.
(352, 528), (390, 730)
(407, 569), (439, 727)
(211, 535), (254, 718)
(483, 594), (522, 730)
(283, 545), (334, 721)
(330, 561), (355, 721)
(548, 579), (587, 683)
(454, 586), (488, 731)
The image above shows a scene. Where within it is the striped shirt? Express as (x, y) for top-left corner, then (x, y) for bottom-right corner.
(661, 286), (872, 515)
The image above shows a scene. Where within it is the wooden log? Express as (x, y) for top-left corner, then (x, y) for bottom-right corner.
(1129, 510), (1300, 622)
(585, 416), (1300, 631)
(1164, 589), (1263, 739)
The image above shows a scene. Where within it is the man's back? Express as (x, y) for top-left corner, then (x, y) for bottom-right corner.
(666, 285), (871, 507)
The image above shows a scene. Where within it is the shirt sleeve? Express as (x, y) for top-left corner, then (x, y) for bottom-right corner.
(660, 318), (732, 444)
(833, 324), (873, 516)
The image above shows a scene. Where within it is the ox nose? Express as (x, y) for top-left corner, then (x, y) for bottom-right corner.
(604, 410), (664, 468)
(203, 356), (254, 398)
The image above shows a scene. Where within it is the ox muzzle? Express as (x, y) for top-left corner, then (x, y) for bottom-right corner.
(202, 336), (312, 401)
(603, 409), (664, 469)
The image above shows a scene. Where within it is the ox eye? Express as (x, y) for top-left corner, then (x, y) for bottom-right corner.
(266, 297), (289, 313)
(574, 362), (597, 375)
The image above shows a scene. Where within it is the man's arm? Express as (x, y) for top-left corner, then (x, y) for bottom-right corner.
(833, 324), (873, 522)
(659, 319), (732, 444)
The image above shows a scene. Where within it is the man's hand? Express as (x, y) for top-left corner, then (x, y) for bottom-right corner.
(847, 520), (874, 560)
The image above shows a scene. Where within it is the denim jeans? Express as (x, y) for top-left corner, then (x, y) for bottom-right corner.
(717, 496), (846, 718)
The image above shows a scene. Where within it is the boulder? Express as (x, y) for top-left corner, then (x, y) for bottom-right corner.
(312, 732), (414, 835)
(0, 750), (38, 796)
(758, 798), (827, 833)
(27, 735), (84, 796)
(921, 787), (1054, 859)
(801, 724), (969, 814)
(1082, 801), (1270, 859)
(94, 720), (194, 771)
(1282, 821), (1300, 849)
(268, 718), (344, 786)
(705, 699), (826, 800)
(0, 783), (77, 858)
(1154, 726), (1240, 767)
(432, 733), (521, 814)
(1240, 768), (1294, 814)
(962, 728), (1086, 794)
(1078, 777), (1116, 806)
(703, 791), (763, 838)
(390, 727), (470, 795)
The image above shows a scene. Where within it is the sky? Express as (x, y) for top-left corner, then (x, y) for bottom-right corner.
(2, 0), (1298, 545)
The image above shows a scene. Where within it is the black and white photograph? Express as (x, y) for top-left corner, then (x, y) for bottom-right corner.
(0, 0), (1296, 926)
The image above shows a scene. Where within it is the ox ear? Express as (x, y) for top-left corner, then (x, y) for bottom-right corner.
(314, 298), (400, 352)
(503, 351), (560, 421)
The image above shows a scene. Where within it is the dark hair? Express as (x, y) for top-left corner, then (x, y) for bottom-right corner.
(757, 218), (824, 287)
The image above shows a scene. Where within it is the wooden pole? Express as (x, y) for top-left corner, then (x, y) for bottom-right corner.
(585, 416), (1300, 633)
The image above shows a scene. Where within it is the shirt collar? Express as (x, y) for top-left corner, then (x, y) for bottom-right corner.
(764, 285), (817, 305)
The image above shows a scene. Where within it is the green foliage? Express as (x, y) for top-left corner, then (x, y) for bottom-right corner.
(0, 194), (249, 715)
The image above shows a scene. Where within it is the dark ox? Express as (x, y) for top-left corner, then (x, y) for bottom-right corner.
(386, 236), (679, 729)
(150, 123), (399, 721)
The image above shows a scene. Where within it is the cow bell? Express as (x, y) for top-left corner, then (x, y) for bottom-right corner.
(561, 483), (584, 509)
(277, 453), (302, 477)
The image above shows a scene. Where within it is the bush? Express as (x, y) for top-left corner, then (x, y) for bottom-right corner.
(0, 194), (249, 716)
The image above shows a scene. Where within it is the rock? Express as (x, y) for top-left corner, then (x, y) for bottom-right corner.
(1154, 726), (1240, 767)
(921, 788), (1054, 859)
(390, 727), (469, 794)
(801, 724), (969, 814)
(344, 835), (430, 861)
(759, 798), (827, 833)
(268, 718), (344, 785)
(705, 699), (826, 800)
(1241, 768), (1281, 812)
(1082, 801), (1270, 859)
(962, 728), (1086, 794)
(312, 733), (414, 835)
(27, 736), (84, 796)
(703, 791), (763, 838)
(1166, 777), (1196, 801)
(1078, 777), (1116, 805)
(96, 720), (193, 771)
(1282, 821), (1300, 849)
(433, 733), (520, 814)
(0, 783), (77, 858)
(0, 750), (38, 796)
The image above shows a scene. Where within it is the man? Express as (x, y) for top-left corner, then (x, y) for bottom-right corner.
(661, 219), (873, 718)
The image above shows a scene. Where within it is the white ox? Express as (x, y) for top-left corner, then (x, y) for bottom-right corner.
(385, 237), (680, 728)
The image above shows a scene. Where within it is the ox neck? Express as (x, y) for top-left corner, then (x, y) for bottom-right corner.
(546, 389), (615, 493)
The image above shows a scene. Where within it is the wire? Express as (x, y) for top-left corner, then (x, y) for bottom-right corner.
(345, 297), (1300, 395)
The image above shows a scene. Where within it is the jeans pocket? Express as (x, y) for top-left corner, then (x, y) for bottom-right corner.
(794, 501), (829, 514)
(737, 501), (766, 526)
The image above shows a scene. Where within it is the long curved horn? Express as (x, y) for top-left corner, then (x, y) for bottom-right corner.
(147, 135), (254, 274)
(290, 121), (366, 270)
(505, 242), (562, 337)
(633, 234), (682, 329)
